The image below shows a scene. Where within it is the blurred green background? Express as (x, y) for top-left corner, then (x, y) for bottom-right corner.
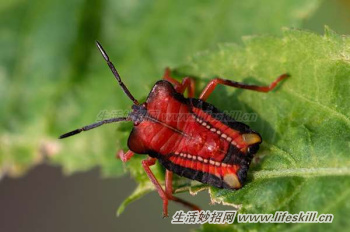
(1, 0), (350, 231)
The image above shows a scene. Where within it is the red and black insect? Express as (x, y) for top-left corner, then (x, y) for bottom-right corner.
(60, 41), (288, 216)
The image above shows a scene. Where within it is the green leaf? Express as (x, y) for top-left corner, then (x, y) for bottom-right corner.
(116, 181), (154, 217)
(0, 2), (320, 175)
(177, 27), (350, 231)
(0, 0), (324, 224)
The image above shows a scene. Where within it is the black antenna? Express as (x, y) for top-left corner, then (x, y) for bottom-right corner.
(59, 117), (131, 139)
(95, 41), (139, 105)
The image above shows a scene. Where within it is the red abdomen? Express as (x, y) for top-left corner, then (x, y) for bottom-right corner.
(128, 81), (261, 189)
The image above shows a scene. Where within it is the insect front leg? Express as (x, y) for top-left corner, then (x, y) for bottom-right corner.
(162, 67), (195, 98)
(117, 150), (134, 162)
(199, 74), (289, 101)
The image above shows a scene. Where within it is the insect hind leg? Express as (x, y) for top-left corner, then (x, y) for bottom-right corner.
(199, 73), (289, 101)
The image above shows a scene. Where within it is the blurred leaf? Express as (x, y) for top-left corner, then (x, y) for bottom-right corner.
(0, 0), (323, 223)
(0, 0), (320, 177)
(116, 181), (154, 216)
(177, 27), (350, 231)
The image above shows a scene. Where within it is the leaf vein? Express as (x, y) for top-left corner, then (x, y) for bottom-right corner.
(285, 89), (350, 127)
(253, 167), (350, 179)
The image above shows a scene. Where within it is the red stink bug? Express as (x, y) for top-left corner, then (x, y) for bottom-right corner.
(59, 41), (288, 216)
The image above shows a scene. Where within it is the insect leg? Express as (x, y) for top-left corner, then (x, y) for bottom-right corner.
(199, 73), (289, 101)
(162, 68), (195, 98)
(142, 157), (171, 217)
(165, 170), (173, 196)
(117, 150), (134, 162)
(165, 170), (201, 212)
(179, 77), (195, 98)
(162, 67), (179, 86)
(142, 158), (200, 216)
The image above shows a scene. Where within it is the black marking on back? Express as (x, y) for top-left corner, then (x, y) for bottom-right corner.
(189, 98), (256, 134)
(157, 156), (225, 189)
(187, 98), (261, 184)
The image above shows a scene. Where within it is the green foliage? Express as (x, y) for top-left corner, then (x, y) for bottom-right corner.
(0, 0), (319, 177)
(5, 1), (350, 231)
(180, 27), (350, 231)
